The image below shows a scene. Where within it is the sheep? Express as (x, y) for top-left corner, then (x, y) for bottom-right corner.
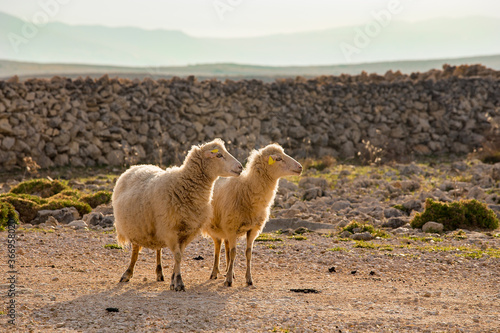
(202, 143), (302, 287)
(112, 139), (243, 291)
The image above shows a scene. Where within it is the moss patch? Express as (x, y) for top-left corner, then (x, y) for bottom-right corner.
(411, 198), (499, 231)
(0, 201), (18, 231)
(0, 178), (112, 223)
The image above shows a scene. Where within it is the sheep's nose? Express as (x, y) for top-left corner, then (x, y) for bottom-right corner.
(237, 164), (243, 172)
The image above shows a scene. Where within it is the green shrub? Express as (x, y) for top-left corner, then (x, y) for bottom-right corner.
(0, 201), (18, 231)
(411, 198), (499, 231)
(10, 179), (68, 198)
(81, 191), (112, 208)
(0, 193), (92, 223)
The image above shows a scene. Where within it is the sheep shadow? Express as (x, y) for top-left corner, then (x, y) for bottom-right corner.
(37, 279), (244, 331)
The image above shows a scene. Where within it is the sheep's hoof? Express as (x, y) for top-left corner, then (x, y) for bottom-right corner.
(209, 273), (218, 280)
(224, 281), (232, 287)
(157, 275), (165, 282)
(246, 281), (253, 286)
(169, 284), (175, 290)
(119, 275), (131, 283)
(175, 285), (185, 292)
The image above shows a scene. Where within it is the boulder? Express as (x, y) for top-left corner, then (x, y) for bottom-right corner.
(422, 221), (444, 233)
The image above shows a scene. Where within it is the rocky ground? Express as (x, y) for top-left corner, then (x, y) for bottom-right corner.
(1, 158), (500, 332)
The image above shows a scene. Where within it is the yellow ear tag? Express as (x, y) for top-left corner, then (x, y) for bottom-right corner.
(211, 149), (219, 153)
(268, 156), (275, 165)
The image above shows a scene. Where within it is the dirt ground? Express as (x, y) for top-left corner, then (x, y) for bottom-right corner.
(1, 224), (499, 332)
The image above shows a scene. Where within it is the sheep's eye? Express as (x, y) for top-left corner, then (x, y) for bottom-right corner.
(216, 153), (223, 158)
(275, 156), (282, 161)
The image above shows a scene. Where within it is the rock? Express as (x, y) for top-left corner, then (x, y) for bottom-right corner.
(402, 199), (422, 212)
(332, 200), (351, 211)
(68, 220), (88, 229)
(466, 186), (485, 200)
(422, 221), (444, 233)
(44, 216), (59, 227)
(384, 208), (403, 218)
(279, 178), (298, 192)
(382, 217), (406, 229)
(298, 177), (329, 190)
(290, 201), (309, 213)
(83, 212), (104, 226)
(392, 227), (411, 235)
(351, 232), (373, 240)
(32, 207), (80, 225)
(339, 230), (351, 238)
(302, 187), (323, 201)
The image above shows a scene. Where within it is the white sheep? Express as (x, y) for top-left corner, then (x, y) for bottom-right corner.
(112, 139), (242, 291)
(203, 144), (302, 286)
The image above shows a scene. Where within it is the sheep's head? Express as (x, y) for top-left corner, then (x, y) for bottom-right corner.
(199, 138), (242, 178)
(251, 144), (303, 179)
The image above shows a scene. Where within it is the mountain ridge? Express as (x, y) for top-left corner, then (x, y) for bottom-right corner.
(1, 11), (499, 67)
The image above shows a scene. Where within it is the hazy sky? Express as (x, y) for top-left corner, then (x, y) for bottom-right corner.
(1, 0), (499, 38)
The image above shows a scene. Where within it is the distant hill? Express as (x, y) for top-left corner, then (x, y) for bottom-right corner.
(1, 11), (500, 67)
(1, 55), (500, 82)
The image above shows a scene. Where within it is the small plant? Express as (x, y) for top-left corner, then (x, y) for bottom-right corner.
(411, 198), (499, 231)
(354, 240), (376, 249)
(104, 243), (122, 249)
(293, 227), (310, 235)
(255, 233), (283, 242)
(357, 139), (384, 165)
(403, 236), (443, 243)
(342, 221), (390, 238)
(354, 241), (393, 251)
(448, 229), (467, 240)
(328, 246), (347, 252)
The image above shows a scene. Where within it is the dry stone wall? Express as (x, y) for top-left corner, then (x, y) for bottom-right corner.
(1, 64), (500, 171)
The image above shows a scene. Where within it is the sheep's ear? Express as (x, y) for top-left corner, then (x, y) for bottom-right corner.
(204, 148), (219, 158)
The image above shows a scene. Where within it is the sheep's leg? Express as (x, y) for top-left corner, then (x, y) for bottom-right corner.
(223, 239), (235, 279)
(224, 239), (230, 274)
(120, 243), (141, 282)
(224, 238), (237, 287)
(156, 249), (164, 281)
(170, 243), (186, 291)
(210, 237), (222, 279)
(245, 229), (259, 286)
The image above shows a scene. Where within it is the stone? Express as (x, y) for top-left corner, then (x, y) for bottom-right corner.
(332, 200), (351, 211)
(384, 207), (403, 218)
(279, 178), (298, 192)
(382, 217), (406, 229)
(68, 220), (88, 229)
(1, 137), (15, 150)
(422, 221), (444, 233)
(106, 150), (125, 165)
(303, 187), (323, 201)
(32, 207), (80, 225)
(351, 232), (373, 241)
(298, 177), (329, 190)
(83, 212), (104, 226)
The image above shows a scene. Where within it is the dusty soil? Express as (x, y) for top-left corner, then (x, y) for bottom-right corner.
(1, 224), (499, 332)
